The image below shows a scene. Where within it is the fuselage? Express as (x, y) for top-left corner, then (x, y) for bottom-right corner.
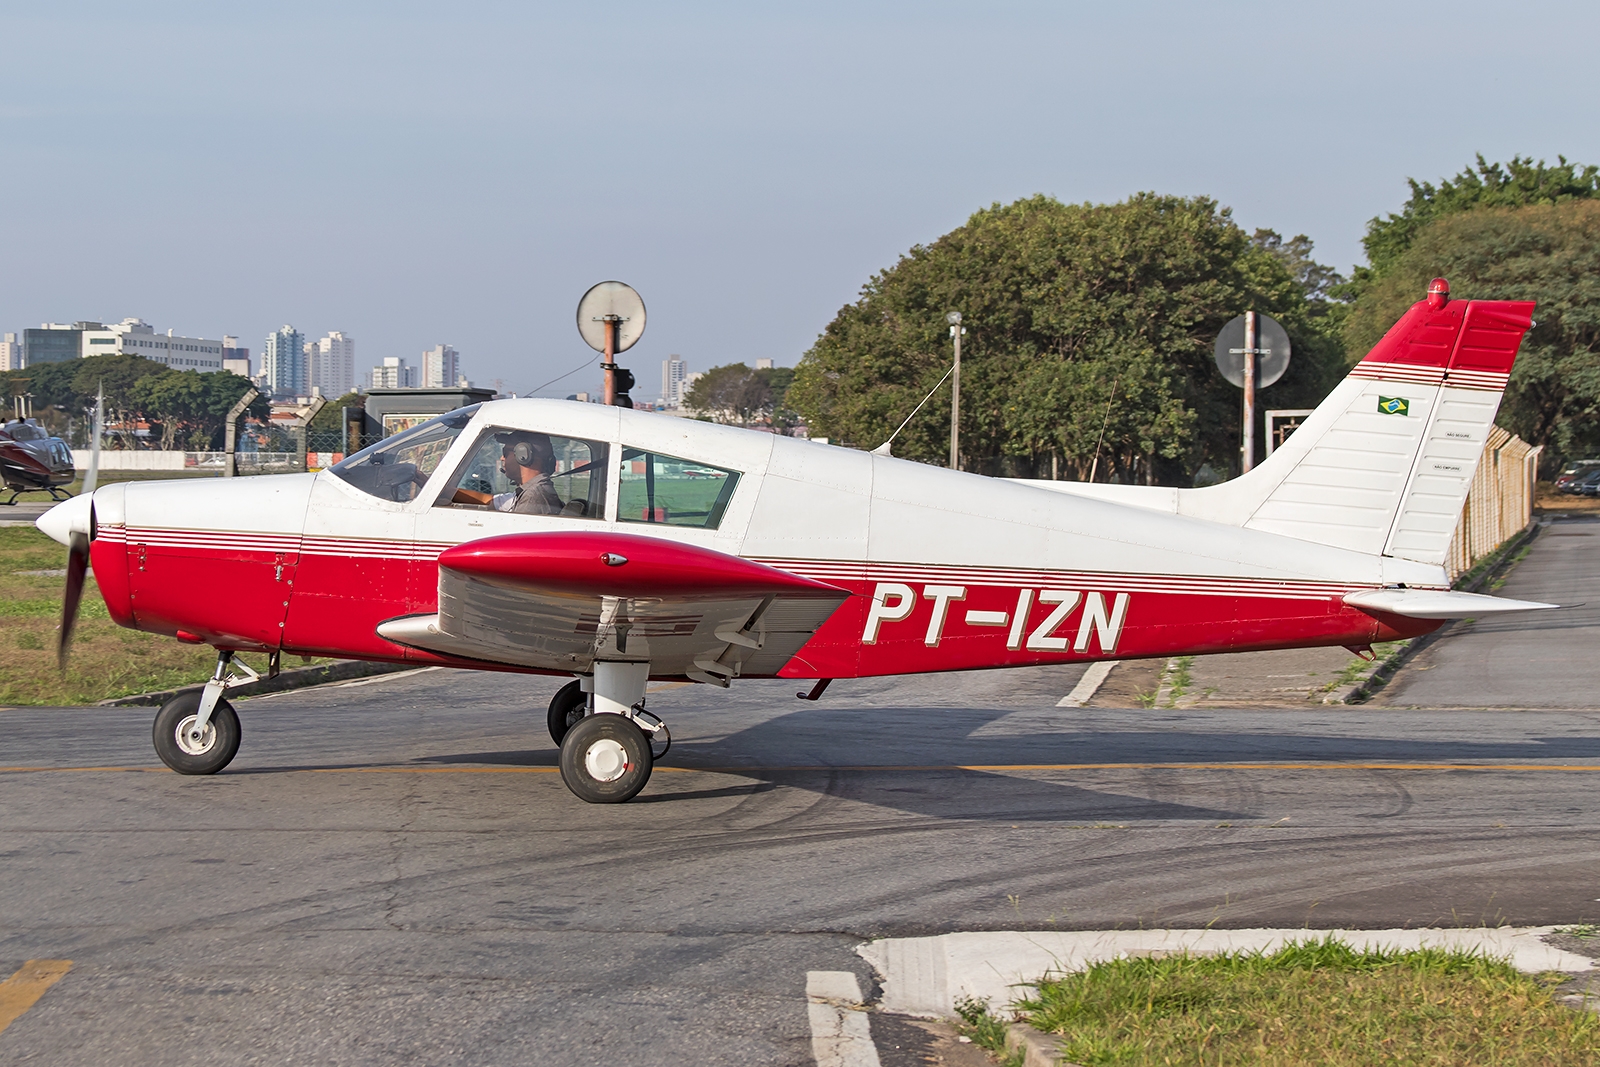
(79, 399), (1442, 679)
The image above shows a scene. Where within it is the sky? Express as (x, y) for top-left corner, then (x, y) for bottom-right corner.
(3, 0), (1596, 398)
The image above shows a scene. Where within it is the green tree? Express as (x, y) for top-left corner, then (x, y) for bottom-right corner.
(131, 369), (262, 450)
(307, 391), (364, 431)
(1343, 200), (1600, 464)
(1350, 155), (1600, 293)
(789, 194), (1345, 481)
(684, 363), (792, 427)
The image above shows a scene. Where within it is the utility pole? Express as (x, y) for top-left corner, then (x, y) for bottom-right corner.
(1242, 310), (1257, 473)
(947, 311), (962, 470)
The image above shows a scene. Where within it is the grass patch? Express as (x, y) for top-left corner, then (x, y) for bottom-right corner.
(0, 525), (242, 705)
(1019, 936), (1599, 1065)
(954, 997), (1024, 1067)
(1163, 656), (1194, 708)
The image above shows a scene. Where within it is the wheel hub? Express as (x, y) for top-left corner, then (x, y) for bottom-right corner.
(175, 715), (216, 756)
(584, 738), (630, 782)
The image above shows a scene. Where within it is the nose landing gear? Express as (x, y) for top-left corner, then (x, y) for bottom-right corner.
(151, 650), (258, 775)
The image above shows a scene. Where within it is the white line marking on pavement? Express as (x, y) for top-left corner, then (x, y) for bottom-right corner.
(1058, 660), (1117, 707)
(807, 970), (881, 1067)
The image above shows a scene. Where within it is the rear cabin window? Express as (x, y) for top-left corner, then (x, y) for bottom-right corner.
(616, 448), (740, 529)
(330, 406), (477, 502)
(437, 429), (609, 519)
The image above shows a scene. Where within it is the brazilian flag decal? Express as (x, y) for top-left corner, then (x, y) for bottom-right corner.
(1377, 396), (1410, 416)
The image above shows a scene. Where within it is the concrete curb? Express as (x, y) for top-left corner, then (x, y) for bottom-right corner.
(860, 927), (1594, 1019)
(97, 659), (417, 707)
(1006, 1022), (1077, 1066)
(1337, 520), (1545, 705)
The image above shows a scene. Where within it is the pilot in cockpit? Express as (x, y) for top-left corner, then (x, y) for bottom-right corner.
(451, 431), (564, 515)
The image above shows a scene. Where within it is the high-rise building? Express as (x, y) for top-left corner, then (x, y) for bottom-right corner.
(421, 344), (458, 388)
(221, 336), (251, 377)
(755, 358), (774, 370)
(310, 331), (355, 397)
(0, 333), (21, 371)
(263, 325), (307, 398)
(661, 356), (686, 406)
(371, 357), (417, 389)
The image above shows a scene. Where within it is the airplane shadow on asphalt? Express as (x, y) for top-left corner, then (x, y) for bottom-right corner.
(399, 699), (1600, 823)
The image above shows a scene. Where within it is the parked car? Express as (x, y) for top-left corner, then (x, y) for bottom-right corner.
(1572, 468), (1600, 496)
(1554, 459), (1600, 492)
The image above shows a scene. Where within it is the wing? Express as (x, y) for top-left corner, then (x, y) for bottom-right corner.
(376, 531), (850, 684)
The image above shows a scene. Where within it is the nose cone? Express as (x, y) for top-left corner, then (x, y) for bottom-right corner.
(37, 492), (93, 546)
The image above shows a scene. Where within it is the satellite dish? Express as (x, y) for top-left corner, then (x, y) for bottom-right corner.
(1213, 313), (1291, 389)
(576, 281), (647, 354)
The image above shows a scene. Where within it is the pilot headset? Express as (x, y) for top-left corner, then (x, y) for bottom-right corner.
(511, 440), (536, 466)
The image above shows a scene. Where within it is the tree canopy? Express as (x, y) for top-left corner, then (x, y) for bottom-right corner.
(683, 363), (797, 428)
(1344, 199), (1600, 463)
(1351, 155), (1600, 293)
(788, 194), (1345, 481)
(1, 355), (263, 448)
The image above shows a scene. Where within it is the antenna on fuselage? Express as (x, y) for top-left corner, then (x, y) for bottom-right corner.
(871, 363), (955, 458)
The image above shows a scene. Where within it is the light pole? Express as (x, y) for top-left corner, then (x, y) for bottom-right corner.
(946, 311), (962, 470)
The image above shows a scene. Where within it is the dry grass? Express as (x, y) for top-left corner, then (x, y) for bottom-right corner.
(1019, 937), (1600, 1066)
(0, 525), (221, 705)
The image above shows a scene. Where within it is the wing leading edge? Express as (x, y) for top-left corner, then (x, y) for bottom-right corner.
(377, 531), (850, 683)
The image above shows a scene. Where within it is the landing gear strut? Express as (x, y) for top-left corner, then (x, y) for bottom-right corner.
(151, 650), (256, 775)
(556, 662), (670, 804)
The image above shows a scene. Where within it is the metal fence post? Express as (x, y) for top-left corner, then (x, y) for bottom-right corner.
(223, 388), (259, 478)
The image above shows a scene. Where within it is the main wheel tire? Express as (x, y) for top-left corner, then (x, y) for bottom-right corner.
(547, 679), (588, 745)
(558, 714), (653, 804)
(152, 692), (241, 775)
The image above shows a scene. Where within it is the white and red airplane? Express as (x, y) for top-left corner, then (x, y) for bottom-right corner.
(38, 281), (1554, 802)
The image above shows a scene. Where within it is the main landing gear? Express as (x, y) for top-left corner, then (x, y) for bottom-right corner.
(554, 662), (671, 804)
(151, 650), (258, 775)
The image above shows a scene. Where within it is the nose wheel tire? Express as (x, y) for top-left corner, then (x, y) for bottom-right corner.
(547, 679), (588, 745)
(152, 692), (241, 775)
(558, 714), (653, 804)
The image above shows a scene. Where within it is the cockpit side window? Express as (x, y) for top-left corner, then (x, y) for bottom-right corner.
(616, 449), (740, 529)
(329, 406), (478, 502)
(436, 428), (609, 519)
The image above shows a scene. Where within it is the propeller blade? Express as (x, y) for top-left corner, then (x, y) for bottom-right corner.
(82, 384), (104, 497)
(58, 530), (89, 670)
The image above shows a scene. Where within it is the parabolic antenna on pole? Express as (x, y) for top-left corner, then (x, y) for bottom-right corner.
(576, 281), (647, 354)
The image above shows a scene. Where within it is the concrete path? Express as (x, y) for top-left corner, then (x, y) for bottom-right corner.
(1377, 516), (1600, 709)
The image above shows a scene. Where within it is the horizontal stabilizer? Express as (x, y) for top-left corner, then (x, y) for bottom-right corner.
(1343, 588), (1556, 620)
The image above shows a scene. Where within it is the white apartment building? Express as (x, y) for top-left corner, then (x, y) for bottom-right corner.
(371, 356), (417, 389)
(421, 344), (459, 388)
(0, 333), (21, 371)
(80, 318), (225, 370)
(661, 356), (686, 406)
(311, 331), (356, 397)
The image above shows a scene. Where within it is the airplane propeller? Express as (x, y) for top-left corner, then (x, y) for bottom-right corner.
(58, 387), (103, 670)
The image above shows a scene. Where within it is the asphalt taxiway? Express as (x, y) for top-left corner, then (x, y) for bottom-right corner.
(3, 520), (1600, 1065)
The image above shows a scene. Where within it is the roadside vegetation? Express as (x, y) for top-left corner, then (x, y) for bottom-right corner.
(998, 937), (1599, 1065)
(0, 525), (220, 705)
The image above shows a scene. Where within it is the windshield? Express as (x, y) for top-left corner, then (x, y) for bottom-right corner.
(330, 406), (479, 502)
